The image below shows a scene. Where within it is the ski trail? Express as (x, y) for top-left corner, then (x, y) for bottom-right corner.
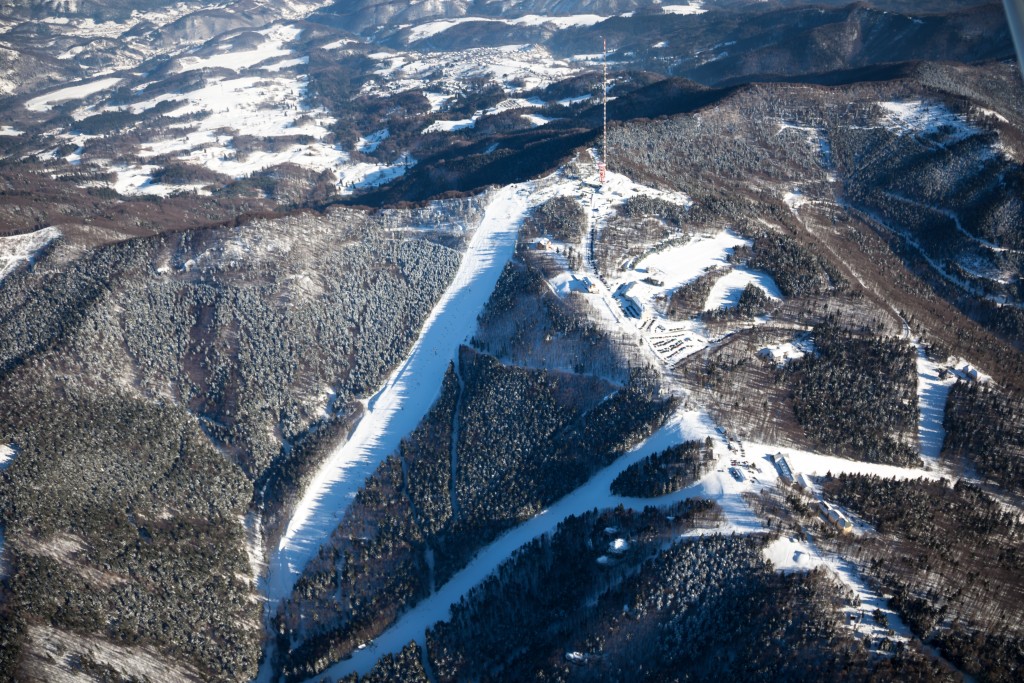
(915, 343), (956, 466)
(262, 183), (530, 609)
(314, 410), (760, 681)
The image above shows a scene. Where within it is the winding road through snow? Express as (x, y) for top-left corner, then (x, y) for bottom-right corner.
(262, 183), (530, 608)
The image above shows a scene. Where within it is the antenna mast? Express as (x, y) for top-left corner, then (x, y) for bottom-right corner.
(599, 36), (608, 185)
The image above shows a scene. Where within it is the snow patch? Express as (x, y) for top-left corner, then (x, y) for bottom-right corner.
(974, 107), (1009, 124)
(764, 536), (822, 573)
(173, 24), (301, 74)
(637, 231), (741, 293)
(877, 100), (975, 144)
(915, 345), (957, 465)
(0, 125), (23, 136)
(0, 444), (15, 470)
(783, 188), (808, 210)
(948, 357), (991, 383)
(522, 113), (555, 127)
(661, 3), (707, 15)
(759, 335), (814, 365)
(422, 117), (476, 134)
(24, 77), (122, 112)
(703, 267), (782, 311)
(357, 129), (390, 153)
(746, 443), (939, 484)
(0, 226), (60, 283)
(406, 14), (608, 42)
(262, 56), (309, 72)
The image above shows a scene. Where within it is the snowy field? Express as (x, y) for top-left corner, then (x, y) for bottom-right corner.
(0, 444), (14, 470)
(661, 3), (707, 15)
(23, 77), (122, 112)
(406, 13), (609, 43)
(703, 267), (782, 310)
(172, 24), (301, 73)
(877, 100), (978, 146)
(363, 44), (581, 99)
(0, 226), (60, 283)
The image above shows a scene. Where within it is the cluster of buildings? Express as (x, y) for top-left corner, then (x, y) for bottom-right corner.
(771, 452), (853, 534)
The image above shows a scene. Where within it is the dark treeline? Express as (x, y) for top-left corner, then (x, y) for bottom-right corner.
(0, 201), (473, 679)
(942, 380), (1024, 495)
(610, 439), (716, 498)
(731, 231), (847, 299)
(338, 642), (429, 683)
(666, 267), (727, 320)
(785, 320), (919, 465)
(522, 196), (588, 244)
(472, 257), (634, 380)
(702, 282), (776, 322)
(0, 384), (259, 680)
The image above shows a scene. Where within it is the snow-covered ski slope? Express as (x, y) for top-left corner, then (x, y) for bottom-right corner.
(263, 182), (530, 605)
(268, 161), (992, 681)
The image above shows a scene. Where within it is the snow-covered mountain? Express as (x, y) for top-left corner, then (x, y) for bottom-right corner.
(0, 1), (1022, 682)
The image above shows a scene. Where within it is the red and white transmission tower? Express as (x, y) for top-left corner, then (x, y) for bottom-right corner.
(598, 36), (608, 185)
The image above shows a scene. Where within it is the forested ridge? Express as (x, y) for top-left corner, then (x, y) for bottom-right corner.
(824, 475), (1024, 683)
(275, 347), (675, 680)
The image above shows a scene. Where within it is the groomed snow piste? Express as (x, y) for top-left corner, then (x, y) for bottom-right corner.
(264, 182), (531, 606)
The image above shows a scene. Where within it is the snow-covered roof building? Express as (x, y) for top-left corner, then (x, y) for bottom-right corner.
(773, 454), (794, 482)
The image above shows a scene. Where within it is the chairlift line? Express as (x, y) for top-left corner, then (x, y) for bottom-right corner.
(600, 35), (608, 185)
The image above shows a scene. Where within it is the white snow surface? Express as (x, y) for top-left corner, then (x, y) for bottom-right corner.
(745, 442), (938, 484)
(948, 357), (991, 383)
(262, 56), (309, 72)
(759, 335), (814, 365)
(101, 71), (395, 191)
(0, 126), (22, 136)
(915, 345), (957, 465)
(366, 45), (579, 99)
(0, 444), (14, 470)
(406, 13), (608, 42)
(264, 182), (531, 606)
(703, 267), (782, 311)
(877, 100), (976, 145)
(357, 129), (389, 153)
(422, 117), (477, 134)
(763, 536), (822, 573)
(173, 24), (301, 73)
(0, 226), (60, 283)
(661, 3), (707, 15)
(636, 231), (741, 293)
(23, 77), (122, 112)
